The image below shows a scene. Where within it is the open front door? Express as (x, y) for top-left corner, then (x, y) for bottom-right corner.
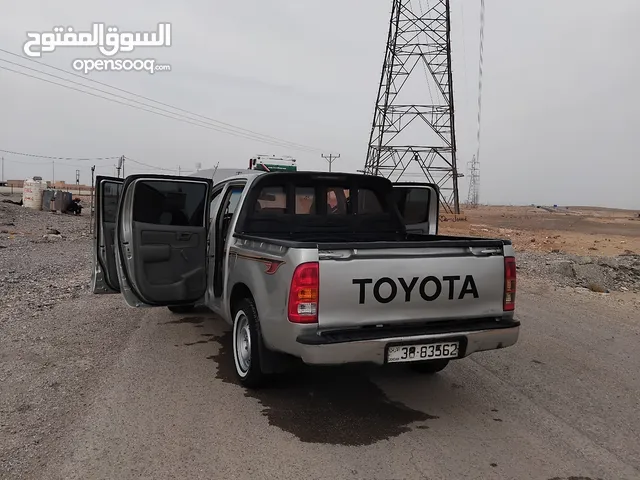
(115, 175), (213, 307)
(392, 182), (439, 235)
(92, 176), (124, 294)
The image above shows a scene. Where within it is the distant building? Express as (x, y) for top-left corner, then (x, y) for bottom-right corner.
(7, 179), (24, 188)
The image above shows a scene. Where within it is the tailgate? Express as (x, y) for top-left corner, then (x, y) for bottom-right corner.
(317, 244), (506, 329)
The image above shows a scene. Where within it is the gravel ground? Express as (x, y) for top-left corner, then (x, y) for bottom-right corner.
(516, 250), (640, 294)
(0, 201), (92, 312)
(0, 200), (639, 478)
(0, 202), (142, 479)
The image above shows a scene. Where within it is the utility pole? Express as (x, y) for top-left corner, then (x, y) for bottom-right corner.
(90, 165), (95, 234)
(116, 155), (124, 178)
(1, 157), (4, 183)
(178, 166), (181, 176)
(321, 153), (340, 172)
(52, 160), (55, 187)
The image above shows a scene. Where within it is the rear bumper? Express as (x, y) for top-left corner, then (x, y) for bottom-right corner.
(295, 319), (520, 366)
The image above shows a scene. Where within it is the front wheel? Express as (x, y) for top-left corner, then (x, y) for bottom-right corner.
(410, 359), (450, 374)
(232, 298), (268, 389)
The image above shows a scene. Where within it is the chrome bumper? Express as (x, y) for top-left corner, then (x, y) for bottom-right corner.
(296, 324), (520, 366)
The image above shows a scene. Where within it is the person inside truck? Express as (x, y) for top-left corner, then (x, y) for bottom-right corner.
(326, 187), (349, 214)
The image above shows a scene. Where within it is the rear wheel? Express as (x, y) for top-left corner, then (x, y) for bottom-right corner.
(410, 359), (450, 374)
(167, 305), (195, 314)
(232, 298), (268, 389)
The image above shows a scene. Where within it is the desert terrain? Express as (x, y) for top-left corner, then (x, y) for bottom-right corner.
(1, 196), (639, 479)
(440, 204), (640, 257)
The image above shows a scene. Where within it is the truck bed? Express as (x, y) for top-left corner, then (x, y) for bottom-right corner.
(236, 232), (512, 330)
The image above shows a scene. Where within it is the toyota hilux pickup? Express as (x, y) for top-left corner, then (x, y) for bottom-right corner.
(92, 171), (519, 388)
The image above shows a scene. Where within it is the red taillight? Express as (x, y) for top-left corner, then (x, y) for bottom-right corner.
(504, 256), (516, 311)
(288, 262), (319, 323)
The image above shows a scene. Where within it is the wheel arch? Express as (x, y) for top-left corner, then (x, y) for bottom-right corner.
(229, 282), (254, 319)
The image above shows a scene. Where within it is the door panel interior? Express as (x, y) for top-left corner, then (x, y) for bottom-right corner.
(93, 176), (123, 293)
(119, 177), (211, 306)
(132, 223), (206, 302)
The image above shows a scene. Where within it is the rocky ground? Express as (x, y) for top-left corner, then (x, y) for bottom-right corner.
(0, 200), (142, 478)
(517, 250), (640, 294)
(0, 199), (639, 478)
(439, 204), (640, 295)
(0, 201), (92, 314)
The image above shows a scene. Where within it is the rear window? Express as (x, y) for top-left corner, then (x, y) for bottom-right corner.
(252, 185), (385, 215)
(255, 186), (287, 214)
(132, 180), (208, 227)
(239, 174), (403, 238)
(295, 187), (314, 214)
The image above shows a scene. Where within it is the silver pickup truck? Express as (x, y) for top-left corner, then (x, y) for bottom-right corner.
(92, 171), (519, 388)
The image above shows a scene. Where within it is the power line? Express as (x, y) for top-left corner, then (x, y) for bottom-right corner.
(0, 50), (328, 153)
(3, 158), (113, 169)
(0, 48), (324, 153)
(0, 148), (193, 175)
(0, 63), (322, 154)
(125, 156), (183, 173)
(0, 57), (323, 154)
(0, 148), (118, 161)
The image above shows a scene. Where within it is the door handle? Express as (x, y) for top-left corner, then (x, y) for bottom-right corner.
(176, 232), (192, 241)
(467, 247), (501, 256)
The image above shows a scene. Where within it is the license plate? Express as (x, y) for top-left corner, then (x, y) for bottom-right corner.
(386, 341), (460, 363)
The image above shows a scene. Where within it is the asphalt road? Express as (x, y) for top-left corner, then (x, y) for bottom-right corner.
(36, 281), (640, 480)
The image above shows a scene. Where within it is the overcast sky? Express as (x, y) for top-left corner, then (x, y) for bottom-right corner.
(1, 0), (638, 209)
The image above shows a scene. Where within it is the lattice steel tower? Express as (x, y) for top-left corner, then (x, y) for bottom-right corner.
(466, 154), (480, 207)
(364, 0), (460, 213)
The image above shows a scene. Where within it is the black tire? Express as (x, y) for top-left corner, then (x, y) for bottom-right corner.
(410, 359), (450, 374)
(232, 298), (269, 389)
(167, 305), (195, 314)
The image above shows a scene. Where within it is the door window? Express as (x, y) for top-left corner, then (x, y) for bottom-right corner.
(132, 181), (208, 227)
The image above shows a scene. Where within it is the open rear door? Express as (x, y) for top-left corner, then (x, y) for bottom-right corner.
(115, 175), (213, 307)
(92, 176), (124, 294)
(392, 182), (439, 235)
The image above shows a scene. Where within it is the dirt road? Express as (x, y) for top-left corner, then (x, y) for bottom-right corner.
(5, 281), (634, 480)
